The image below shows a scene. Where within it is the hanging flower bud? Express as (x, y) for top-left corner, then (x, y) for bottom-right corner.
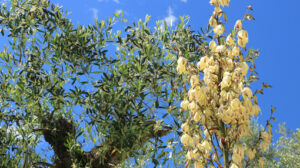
(210, 0), (219, 6)
(245, 148), (256, 160)
(186, 150), (193, 160)
(230, 163), (239, 168)
(220, 72), (232, 89)
(216, 45), (226, 53)
(214, 7), (223, 18)
(194, 112), (201, 122)
(181, 100), (189, 110)
(242, 87), (253, 99)
(208, 57), (216, 66)
(240, 62), (249, 76)
(230, 98), (242, 111)
(232, 46), (240, 56)
(243, 98), (253, 113)
(188, 101), (198, 112)
(226, 34), (234, 46)
(181, 122), (190, 133)
(188, 89), (197, 101)
(232, 144), (245, 165)
(223, 0), (230, 6)
(209, 40), (217, 52)
(192, 149), (200, 158)
(261, 131), (272, 143)
(252, 104), (261, 116)
(197, 56), (209, 71)
(260, 141), (270, 152)
(227, 48), (233, 59)
(214, 24), (225, 36)
(209, 16), (217, 27)
(177, 57), (188, 74)
(223, 57), (234, 71)
(200, 140), (212, 152)
(237, 29), (249, 48)
(190, 75), (200, 87)
(194, 160), (205, 168)
(235, 19), (242, 30)
(181, 134), (193, 146)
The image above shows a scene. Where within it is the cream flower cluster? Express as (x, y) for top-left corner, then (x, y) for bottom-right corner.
(177, 0), (272, 168)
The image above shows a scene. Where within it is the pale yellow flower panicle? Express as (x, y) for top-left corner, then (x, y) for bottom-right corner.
(176, 0), (272, 167)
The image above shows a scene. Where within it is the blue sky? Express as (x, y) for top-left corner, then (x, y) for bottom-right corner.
(49, 0), (300, 137)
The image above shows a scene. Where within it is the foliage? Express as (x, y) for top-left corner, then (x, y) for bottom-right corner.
(0, 0), (206, 167)
(266, 124), (300, 168)
(240, 120), (276, 168)
(243, 123), (300, 168)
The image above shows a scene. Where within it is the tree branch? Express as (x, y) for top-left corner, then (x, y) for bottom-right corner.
(86, 120), (171, 168)
(41, 117), (171, 168)
(32, 162), (56, 168)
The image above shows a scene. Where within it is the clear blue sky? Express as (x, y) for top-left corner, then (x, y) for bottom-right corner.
(49, 0), (300, 136)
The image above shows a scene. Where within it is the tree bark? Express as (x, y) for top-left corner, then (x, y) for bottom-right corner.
(41, 118), (170, 168)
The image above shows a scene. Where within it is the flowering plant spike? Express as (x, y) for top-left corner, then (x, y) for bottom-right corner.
(177, 1), (273, 168)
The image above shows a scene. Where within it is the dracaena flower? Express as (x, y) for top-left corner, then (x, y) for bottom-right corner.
(242, 87), (253, 99)
(235, 19), (242, 30)
(226, 34), (234, 46)
(214, 24), (225, 36)
(197, 56), (209, 71)
(232, 46), (240, 56)
(237, 29), (249, 48)
(181, 122), (190, 133)
(177, 57), (188, 74)
(209, 16), (217, 27)
(181, 133), (193, 146)
(209, 40), (217, 52)
(180, 100), (189, 110)
(216, 45), (226, 53)
(220, 72), (232, 89)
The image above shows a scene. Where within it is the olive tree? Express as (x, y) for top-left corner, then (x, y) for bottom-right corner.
(265, 124), (300, 168)
(0, 0), (205, 167)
